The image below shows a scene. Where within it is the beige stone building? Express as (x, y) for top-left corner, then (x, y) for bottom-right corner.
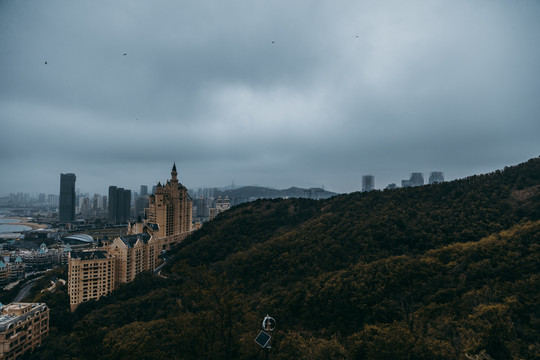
(146, 163), (192, 237)
(68, 250), (115, 312)
(0, 303), (49, 360)
(107, 234), (160, 284)
(68, 164), (195, 312)
(68, 232), (193, 311)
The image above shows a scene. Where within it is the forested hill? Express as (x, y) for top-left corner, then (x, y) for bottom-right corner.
(29, 157), (540, 359)
(170, 156), (539, 282)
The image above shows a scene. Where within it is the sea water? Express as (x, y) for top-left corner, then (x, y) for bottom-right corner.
(0, 219), (31, 233)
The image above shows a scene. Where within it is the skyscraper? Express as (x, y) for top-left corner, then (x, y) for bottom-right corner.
(124, 189), (131, 220)
(108, 186), (132, 224)
(108, 186), (117, 224)
(140, 185), (148, 197)
(59, 173), (76, 223)
(93, 194), (100, 209)
(429, 171), (445, 184)
(135, 195), (149, 218)
(362, 175), (375, 192)
(116, 187), (125, 223)
(410, 172), (425, 187)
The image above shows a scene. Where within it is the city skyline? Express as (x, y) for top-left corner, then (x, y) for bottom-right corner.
(1, 1), (539, 196)
(0, 162), (533, 199)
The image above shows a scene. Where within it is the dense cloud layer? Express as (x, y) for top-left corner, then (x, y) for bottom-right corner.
(1, 0), (539, 195)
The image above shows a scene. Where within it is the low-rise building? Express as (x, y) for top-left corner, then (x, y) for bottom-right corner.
(0, 258), (25, 285)
(0, 302), (49, 360)
(20, 243), (68, 270)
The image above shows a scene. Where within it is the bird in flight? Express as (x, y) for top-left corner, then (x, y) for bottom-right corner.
(123, 53), (127, 56)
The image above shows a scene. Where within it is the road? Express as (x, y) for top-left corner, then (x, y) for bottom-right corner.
(13, 280), (36, 302)
(155, 260), (168, 278)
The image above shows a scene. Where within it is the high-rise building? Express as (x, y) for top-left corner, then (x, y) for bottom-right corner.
(92, 194), (100, 209)
(48, 194), (59, 207)
(362, 175), (375, 192)
(429, 171), (445, 184)
(108, 186), (132, 225)
(147, 163), (192, 237)
(59, 173), (76, 223)
(209, 196), (231, 221)
(124, 189), (131, 220)
(401, 180), (411, 188)
(79, 197), (90, 214)
(195, 196), (209, 218)
(68, 250), (115, 312)
(108, 186), (117, 224)
(134, 196), (149, 218)
(116, 187), (125, 223)
(410, 173), (424, 187)
(140, 185), (148, 197)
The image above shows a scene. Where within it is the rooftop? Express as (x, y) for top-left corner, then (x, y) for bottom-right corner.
(63, 234), (94, 244)
(118, 233), (152, 247)
(71, 250), (109, 260)
(0, 303), (48, 332)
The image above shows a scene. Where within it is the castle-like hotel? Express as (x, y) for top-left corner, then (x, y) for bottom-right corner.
(68, 164), (193, 311)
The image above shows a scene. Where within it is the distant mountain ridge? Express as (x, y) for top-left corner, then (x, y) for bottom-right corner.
(215, 185), (337, 200)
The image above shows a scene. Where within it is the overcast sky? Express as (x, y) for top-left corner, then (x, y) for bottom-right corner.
(1, 0), (539, 196)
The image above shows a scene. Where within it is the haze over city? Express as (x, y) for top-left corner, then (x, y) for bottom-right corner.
(1, 0), (539, 196)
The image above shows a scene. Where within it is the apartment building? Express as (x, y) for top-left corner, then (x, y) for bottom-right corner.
(0, 258), (24, 285)
(208, 196), (231, 221)
(68, 250), (115, 312)
(0, 303), (49, 360)
(107, 234), (160, 284)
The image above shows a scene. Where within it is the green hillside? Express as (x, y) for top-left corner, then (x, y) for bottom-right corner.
(27, 157), (540, 359)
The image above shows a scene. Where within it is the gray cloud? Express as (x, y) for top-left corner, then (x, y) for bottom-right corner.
(1, 0), (539, 195)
